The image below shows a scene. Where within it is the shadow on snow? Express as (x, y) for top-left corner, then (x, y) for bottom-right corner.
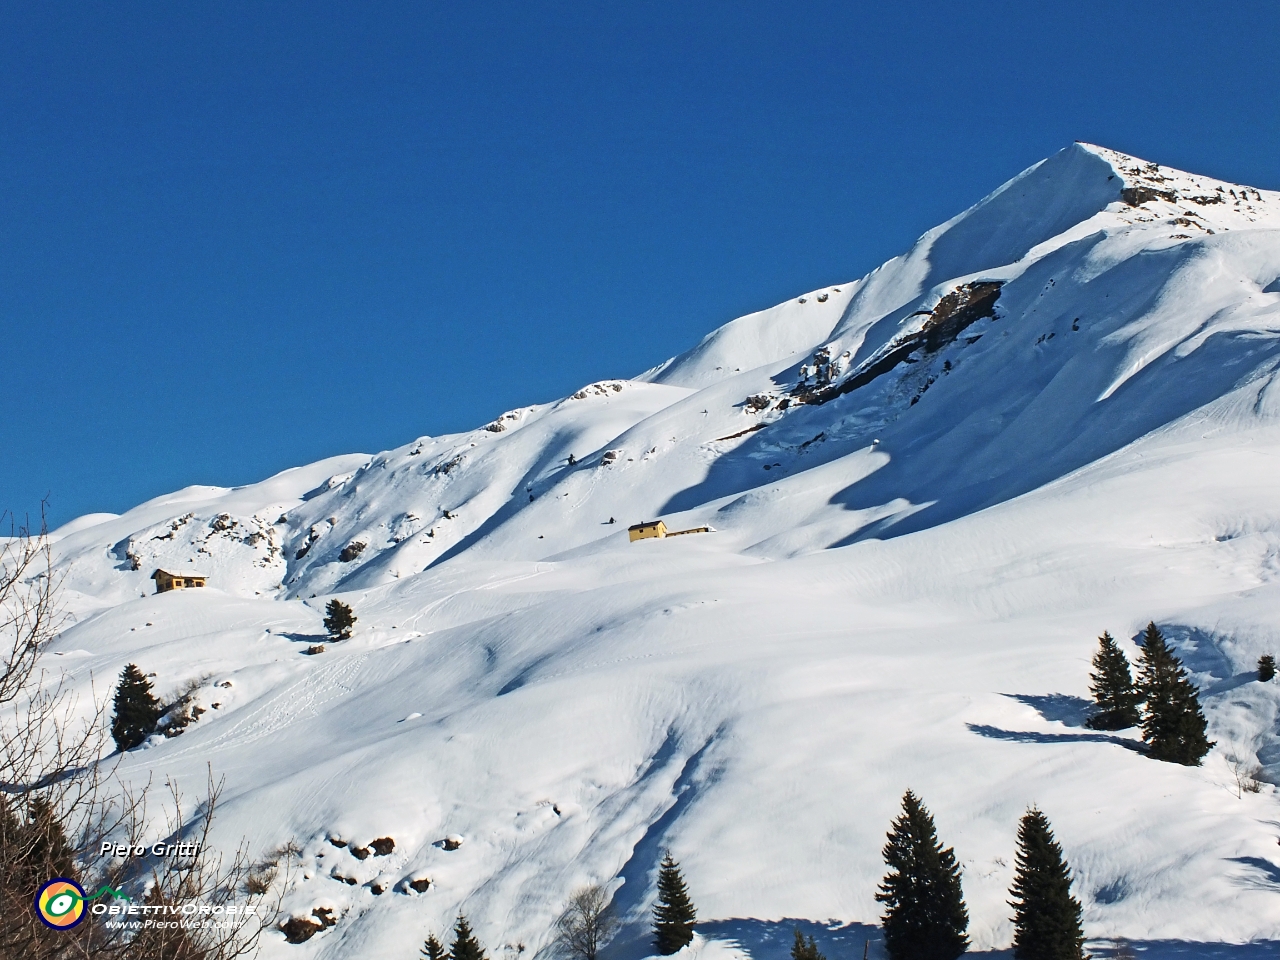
(1001, 693), (1094, 728)
(966, 723), (1144, 752)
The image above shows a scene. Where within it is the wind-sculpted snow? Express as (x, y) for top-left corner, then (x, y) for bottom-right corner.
(37, 145), (1280, 957)
(637, 283), (855, 390)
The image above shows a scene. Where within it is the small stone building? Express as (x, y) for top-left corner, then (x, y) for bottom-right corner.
(628, 520), (712, 542)
(152, 569), (207, 593)
(628, 520), (667, 541)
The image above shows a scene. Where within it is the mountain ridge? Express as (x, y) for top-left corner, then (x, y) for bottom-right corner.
(34, 144), (1280, 957)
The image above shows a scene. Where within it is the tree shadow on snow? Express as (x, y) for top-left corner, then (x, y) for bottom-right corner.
(1226, 856), (1280, 891)
(1089, 940), (1280, 958)
(276, 631), (327, 644)
(695, 918), (888, 960)
(1143, 624), (1260, 698)
(687, 923), (1278, 960)
(966, 723), (1144, 752)
(1140, 625), (1236, 680)
(1199, 671), (1260, 697)
(1001, 693), (1093, 727)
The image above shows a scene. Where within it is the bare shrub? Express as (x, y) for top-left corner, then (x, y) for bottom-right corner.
(245, 839), (300, 895)
(122, 769), (287, 958)
(158, 674), (215, 738)
(1225, 745), (1266, 798)
(245, 865), (277, 895)
(554, 884), (619, 960)
(1234, 759), (1264, 795)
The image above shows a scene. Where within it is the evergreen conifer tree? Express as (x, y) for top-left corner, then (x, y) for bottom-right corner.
(323, 599), (357, 640)
(790, 929), (826, 960)
(1136, 622), (1214, 765)
(876, 790), (969, 960)
(1085, 631), (1141, 730)
(24, 797), (77, 879)
(111, 663), (162, 752)
(0, 794), (19, 861)
(2, 793), (79, 906)
(422, 932), (448, 960)
(1259, 655), (1276, 683)
(1008, 808), (1085, 960)
(450, 916), (486, 960)
(652, 851), (697, 954)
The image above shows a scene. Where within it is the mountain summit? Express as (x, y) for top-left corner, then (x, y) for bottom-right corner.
(41, 147), (1280, 955)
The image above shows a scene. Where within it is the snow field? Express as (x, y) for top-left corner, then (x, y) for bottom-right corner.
(30, 143), (1280, 957)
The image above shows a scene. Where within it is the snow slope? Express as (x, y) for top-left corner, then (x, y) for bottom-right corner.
(33, 144), (1280, 958)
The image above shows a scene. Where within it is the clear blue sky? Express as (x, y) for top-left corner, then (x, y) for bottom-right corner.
(4, 1), (1277, 529)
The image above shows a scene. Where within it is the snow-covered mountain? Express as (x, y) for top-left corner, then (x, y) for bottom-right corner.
(40, 144), (1280, 957)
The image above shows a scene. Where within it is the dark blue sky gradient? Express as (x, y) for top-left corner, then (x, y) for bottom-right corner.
(3, 1), (1278, 527)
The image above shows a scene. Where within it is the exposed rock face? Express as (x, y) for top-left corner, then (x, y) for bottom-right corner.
(790, 281), (1004, 407)
(281, 907), (338, 944)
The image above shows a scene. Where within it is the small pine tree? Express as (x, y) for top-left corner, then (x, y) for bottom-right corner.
(111, 663), (162, 752)
(422, 933), (448, 960)
(876, 790), (969, 960)
(1008, 808), (1085, 960)
(1137, 622), (1214, 765)
(652, 851), (697, 955)
(450, 916), (486, 960)
(1259, 655), (1276, 683)
(0, 794), (19, 857)
(791, 929), (826, 960)
(2, 793), (80, 901)
(24, 796), (77, 879)
(323, 599), (357, 641)
(1085, 631), (1141, 730)
(0, 795), (24, 891)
